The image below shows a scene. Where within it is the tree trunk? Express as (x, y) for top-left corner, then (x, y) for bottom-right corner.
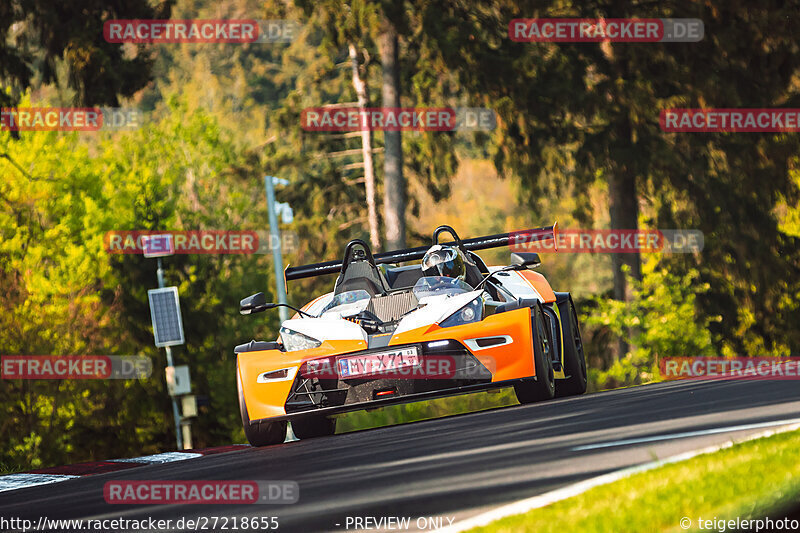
(608, 163), (641, 357)
(349, 44), (381, 251)
(608, 168), (641, 300)
(378, 23), (406, 249)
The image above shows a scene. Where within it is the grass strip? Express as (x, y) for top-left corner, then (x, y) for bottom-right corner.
(470, 428), (800, 532)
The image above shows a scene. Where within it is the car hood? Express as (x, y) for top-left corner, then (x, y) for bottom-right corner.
(280, 289), (483, 344)
(393, 289), (483, 335)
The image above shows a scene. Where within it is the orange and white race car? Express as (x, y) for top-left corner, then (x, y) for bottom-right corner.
(235, 225), (586, 445)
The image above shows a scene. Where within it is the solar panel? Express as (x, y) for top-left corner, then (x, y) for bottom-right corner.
(148, 287), (185, 347)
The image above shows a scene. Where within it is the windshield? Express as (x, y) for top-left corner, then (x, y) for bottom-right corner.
(318, 290), (370, 317)
(412, 276), (473, 299)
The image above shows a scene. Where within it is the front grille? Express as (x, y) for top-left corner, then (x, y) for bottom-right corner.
(284, 341), (491, 413)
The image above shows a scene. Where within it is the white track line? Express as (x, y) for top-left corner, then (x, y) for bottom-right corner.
(572, 417), (800, 451)
(436, 421), (800, 533)
(0, 473), (79, 493)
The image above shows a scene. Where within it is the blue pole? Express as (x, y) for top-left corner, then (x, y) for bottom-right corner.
(264, 176), (289, 322)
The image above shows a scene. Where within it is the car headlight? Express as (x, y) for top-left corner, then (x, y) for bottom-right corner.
(280, 327), (322, 352)
(439, 296), (484, 328)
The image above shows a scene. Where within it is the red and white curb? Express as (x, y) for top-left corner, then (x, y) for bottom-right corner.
(109, 451), (204, 464)
(0, 445), (248, 493)
(0, 473), (81, 492)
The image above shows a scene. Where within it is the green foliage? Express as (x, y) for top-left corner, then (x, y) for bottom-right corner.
(0, 107), (166, 468)
(0, 93), (280, 469)
(582, 259), (715, 390)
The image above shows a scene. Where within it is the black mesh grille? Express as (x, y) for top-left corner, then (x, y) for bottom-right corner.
(366, 291), (418, 322)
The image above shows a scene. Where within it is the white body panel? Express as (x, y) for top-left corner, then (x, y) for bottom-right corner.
(280, 317), (368, 343)
(393, 289), (483, 335)
(489, 268), (543, 302)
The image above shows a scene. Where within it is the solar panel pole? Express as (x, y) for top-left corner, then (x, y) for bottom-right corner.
(265, 176), (289, 323)
(157, 257), (184, 450)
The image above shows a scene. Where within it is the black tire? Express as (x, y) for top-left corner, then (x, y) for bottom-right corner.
(514, 302), (556, 404)
(555, 295), (588, 397)
(291, 415), (337, 440)
(237, 368), (287, 446)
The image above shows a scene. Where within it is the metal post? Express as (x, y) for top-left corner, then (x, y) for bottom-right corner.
(158, 257), (183, 450)
(264, 176), (289, 323)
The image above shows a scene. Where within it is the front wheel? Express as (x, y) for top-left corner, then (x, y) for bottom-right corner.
(237, 368), (287, 446)
(555, 295), (588, 398)
(515, 303), (556, 404)
(291, 415), (337, 440)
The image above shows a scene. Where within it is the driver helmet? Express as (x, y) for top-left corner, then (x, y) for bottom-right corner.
(422, 245), (467, 282)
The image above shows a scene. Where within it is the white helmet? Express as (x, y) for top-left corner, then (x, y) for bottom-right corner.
(421, 245), (467, 282)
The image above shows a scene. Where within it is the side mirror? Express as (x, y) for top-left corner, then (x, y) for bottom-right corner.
(510, 252), (541, 269)
(240, 292), (276, 315)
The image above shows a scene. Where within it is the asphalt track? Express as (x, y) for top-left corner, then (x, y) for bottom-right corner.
(2, 379), (800, 532)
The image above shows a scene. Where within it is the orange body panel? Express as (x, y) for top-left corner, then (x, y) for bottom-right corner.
(389, 307), (535, 383)
(238, 307), (538, 421)
(518, 270), (556, 303)
(238, 338), (366, 420)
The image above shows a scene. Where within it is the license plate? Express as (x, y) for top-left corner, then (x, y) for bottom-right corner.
(338, 347), (419, 378)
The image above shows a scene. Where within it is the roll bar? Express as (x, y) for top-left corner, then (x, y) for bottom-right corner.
(284, 224), (557, 282)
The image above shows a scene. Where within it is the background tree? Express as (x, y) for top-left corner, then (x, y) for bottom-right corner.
(378, 5), (407, 248)
(0, 0), (171, 108)
(419, 0), (800, 357)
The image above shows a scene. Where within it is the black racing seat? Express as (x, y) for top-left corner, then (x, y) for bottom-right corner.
(333, 240), (389, 297)
(334, 261), (389, 296)
(383, 264), (425, 290)
(463, 251), (485, 289)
